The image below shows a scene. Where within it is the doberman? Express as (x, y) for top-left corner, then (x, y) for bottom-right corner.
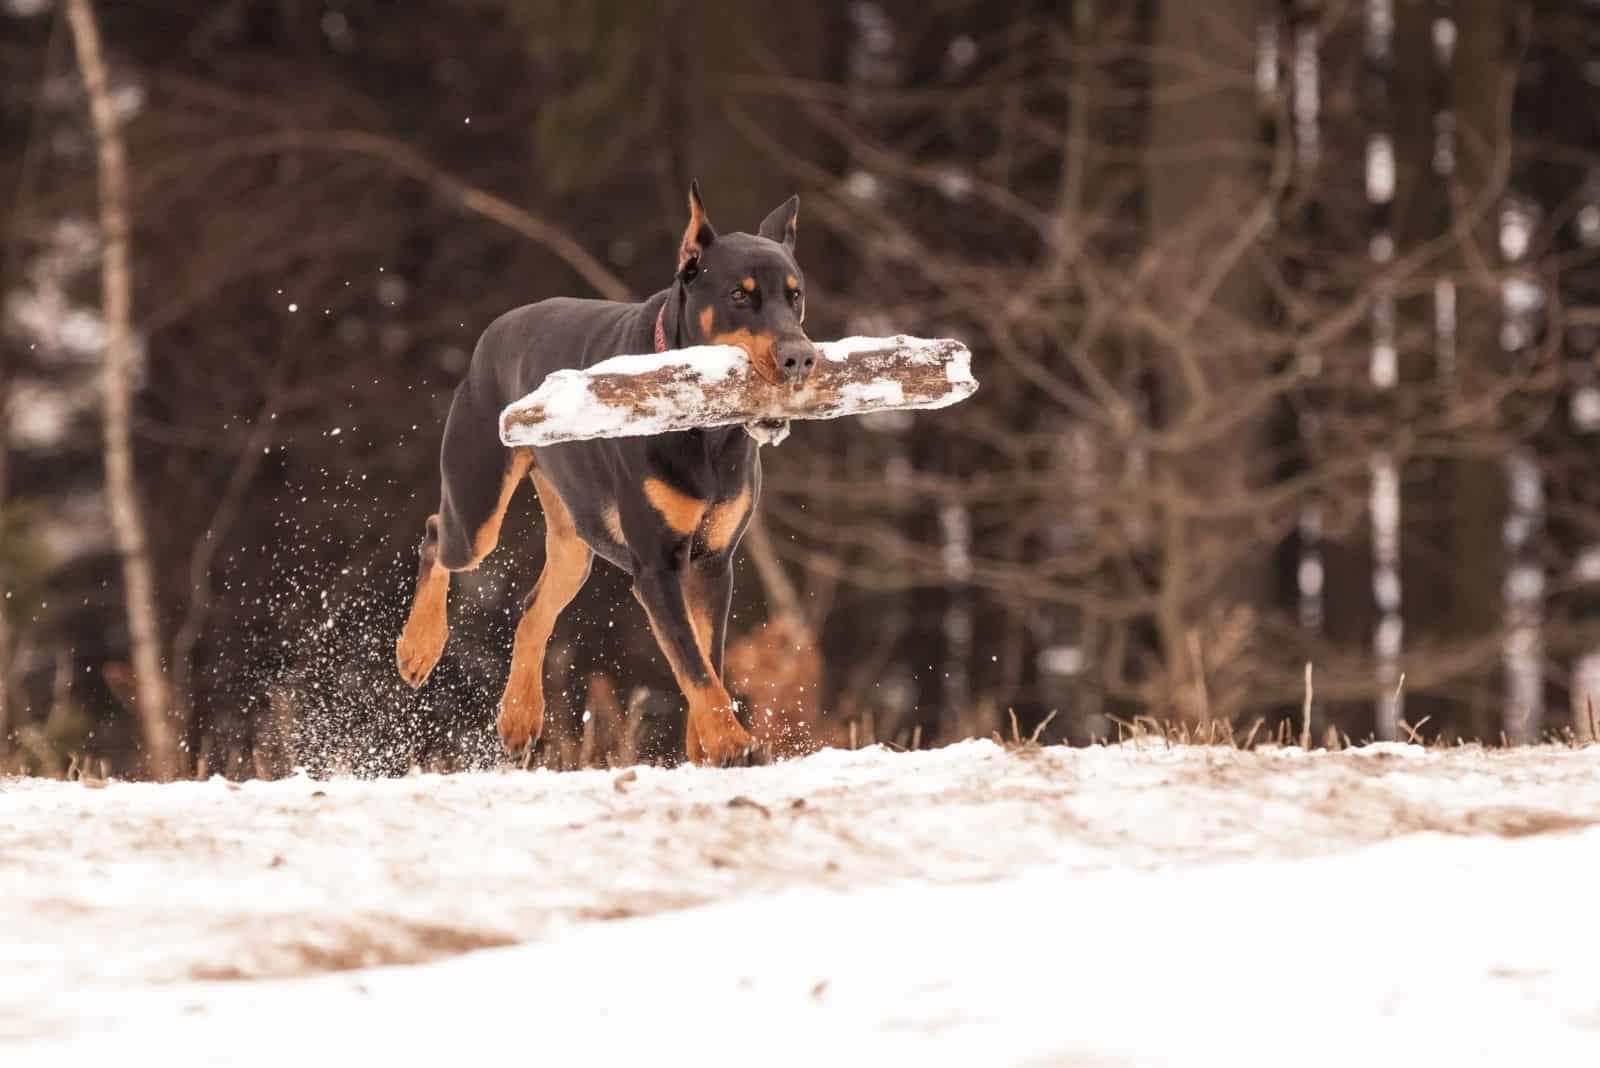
(395, 183), (814, 766)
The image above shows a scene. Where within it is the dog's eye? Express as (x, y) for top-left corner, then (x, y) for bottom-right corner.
(788, 289), (803, 308)
(730, 288), (749, 304)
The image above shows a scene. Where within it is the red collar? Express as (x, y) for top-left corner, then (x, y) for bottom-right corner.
(653, 304), (668, 353)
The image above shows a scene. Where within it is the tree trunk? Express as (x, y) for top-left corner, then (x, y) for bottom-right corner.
(1144, 0), (1273, 725)
(1449, 2), (1516, 740)
(1390, 1), (1511, 742)
(1299, 1), (1380, 737)
(0, 368), (11, 757)
(1517, 0), (1600, 739)
(66, 0), (181, 780)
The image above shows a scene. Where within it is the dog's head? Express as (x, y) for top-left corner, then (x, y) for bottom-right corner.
(674, 182), (815, 389)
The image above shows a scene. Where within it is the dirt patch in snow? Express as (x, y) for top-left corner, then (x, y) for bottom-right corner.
(186, 917), (516, 981)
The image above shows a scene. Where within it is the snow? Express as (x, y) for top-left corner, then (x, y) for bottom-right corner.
(586, 343), (751, 383)
(945, 351), (977, 387)
(837, 377), (906, 407)
(4, 740), (1599, 1065)
(816, 334), (913, 361)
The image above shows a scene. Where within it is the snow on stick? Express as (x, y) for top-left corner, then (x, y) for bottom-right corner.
(498, 335), (977, 447)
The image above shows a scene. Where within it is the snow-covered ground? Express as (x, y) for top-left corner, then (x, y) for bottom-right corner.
(4, 739), (1600, 1066)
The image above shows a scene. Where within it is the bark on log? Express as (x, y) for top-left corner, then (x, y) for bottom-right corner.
(499, 335), (976, 447)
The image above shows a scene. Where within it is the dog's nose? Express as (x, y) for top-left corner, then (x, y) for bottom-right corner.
(779, 341), (817, 385)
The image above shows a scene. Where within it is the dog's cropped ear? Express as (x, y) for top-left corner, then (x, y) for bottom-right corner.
(679, 180), (716, 278)
(758, 194), (799, 250)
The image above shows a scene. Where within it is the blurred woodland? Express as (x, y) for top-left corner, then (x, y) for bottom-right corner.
(4, 0), (1600, 779)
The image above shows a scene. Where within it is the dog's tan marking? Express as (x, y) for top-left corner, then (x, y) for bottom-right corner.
(677, 675), (750, 765)
(679, 185), (712, 273)
(700, 486), (752, 554)
(785, 275), (798, 291)
(644, 477), (707, 536)
(601, 503), (626, 544)
(469, 448), (532, 566)
(740, 276), (756, 292)
(683, 569), (717, 662)
(498, 468), (593, 754)
(396, 517), (450, 687)
(684, 709), (703, 761)
(710, 328), (781, 385)
(681, 569), (720, 762)
(698, 306), (715, 337)
(400, 447), (528, 683)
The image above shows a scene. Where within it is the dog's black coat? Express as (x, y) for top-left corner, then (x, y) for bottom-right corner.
(399, 187), (811, 765)
(438, 290), (752, 575)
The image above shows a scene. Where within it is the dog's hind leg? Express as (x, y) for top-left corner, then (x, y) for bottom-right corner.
(497, 467), (593, 755)
(397, 393), (531, 687)
(397, 513), (453, 687)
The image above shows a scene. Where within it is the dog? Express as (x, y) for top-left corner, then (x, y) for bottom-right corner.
(395, 183), (813, 766)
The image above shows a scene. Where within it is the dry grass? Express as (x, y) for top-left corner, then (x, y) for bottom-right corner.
(11, 658), (1598, 784)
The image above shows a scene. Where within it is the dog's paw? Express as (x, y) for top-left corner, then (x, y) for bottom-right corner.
(496, 700), (543, 761)
(499, 734), (540, 769)
(395, 628), (447, 688)
(698, 732), (770, 769)
(731, 742), (772, 768)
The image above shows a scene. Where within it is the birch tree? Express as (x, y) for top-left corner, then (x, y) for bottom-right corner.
(66, 0), (180, 779)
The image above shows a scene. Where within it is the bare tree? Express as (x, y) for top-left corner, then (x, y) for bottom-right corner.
(1142, 0), (1278, 724)
(0, 365), (11, 757)
(66, 0), (180, 780)
(12, 0), (1600, 775)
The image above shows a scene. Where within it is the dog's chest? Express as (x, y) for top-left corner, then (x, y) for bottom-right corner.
(651, 426), (755, 496)
(642, 429), (759, 553)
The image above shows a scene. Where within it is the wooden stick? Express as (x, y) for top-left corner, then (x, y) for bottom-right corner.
(499, 335), (976, 447)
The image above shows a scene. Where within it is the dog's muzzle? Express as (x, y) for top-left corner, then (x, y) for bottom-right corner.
(777, 339), (818, 385)
(745, 418), (791, 447)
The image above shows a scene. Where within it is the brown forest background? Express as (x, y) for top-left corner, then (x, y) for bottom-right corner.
(4, 0), (1600, 779)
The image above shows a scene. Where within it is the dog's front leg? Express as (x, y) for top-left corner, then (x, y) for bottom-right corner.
(631, 563), (760, 767)
(682, 557), (737, 760)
